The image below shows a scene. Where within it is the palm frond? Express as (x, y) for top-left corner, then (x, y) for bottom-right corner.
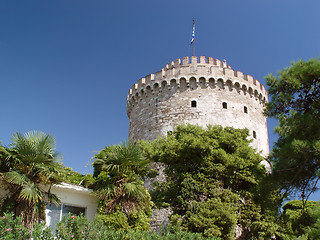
(123, 182), (138, 197)
(37, 134), (56, 155)
(94, 141), (151, 178)
(0, 145), (22, 168)
(102, 163), (120, 173)
(11, 132), (37, 157)
(11, 131), (59, 161)
(122, 181), (151, 209)
(96, 184), (116, 200)
(3, 171), (29, 186)
(19, 183), (42, 204)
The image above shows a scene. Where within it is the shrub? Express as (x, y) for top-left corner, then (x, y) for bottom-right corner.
(0, 212), (31, 240)
(54, 214), (220, 239)
(32, 222), (54, 240)
(55, 214), (91, 240)
(0, 213), (221, 240)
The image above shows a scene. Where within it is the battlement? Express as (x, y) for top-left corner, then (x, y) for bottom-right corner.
(127, 56), (268, 110)
(162, 56), (229, 69)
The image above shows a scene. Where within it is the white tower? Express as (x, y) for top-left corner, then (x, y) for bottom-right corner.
(127, 56), (269, 157)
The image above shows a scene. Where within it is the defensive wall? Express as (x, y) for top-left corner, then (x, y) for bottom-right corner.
(127, 56), (269, 157)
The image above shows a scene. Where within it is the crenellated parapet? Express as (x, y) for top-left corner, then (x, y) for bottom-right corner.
(127, 56), (268, 114)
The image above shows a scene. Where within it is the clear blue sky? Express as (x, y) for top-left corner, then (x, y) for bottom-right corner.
(1, 1), (320, 197)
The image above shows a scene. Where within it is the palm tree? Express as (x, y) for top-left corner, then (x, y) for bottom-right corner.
(93, 141), (151, 180)
(0, 131), (65, 230)
(93, 142), (152, 229)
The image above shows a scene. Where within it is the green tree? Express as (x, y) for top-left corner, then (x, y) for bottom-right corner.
(278, 200), (320, 239)
(0, 131), (65, 230)
(92, 141), (153, 231)
(141, 124), (280, 239)
(266, 58), (320, 201)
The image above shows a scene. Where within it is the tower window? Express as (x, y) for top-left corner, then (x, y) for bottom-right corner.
(253, 131), (256, 139)
(244, 106), (248, 113)
(191, 100), (197, 108)
(222, 102), (227, 109)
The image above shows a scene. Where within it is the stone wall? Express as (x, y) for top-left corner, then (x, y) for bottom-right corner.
(127, 56), (269, 157)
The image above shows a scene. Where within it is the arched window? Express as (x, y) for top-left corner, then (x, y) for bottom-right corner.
(191, 100), (197, 108)
(244, 106), (248, 113)
(222, 102), (227, 109)
(179, 78), (187, 92)
(199, 77), (206, 89)
(190, 77), (197, 90)
(209, 78), (215, 89)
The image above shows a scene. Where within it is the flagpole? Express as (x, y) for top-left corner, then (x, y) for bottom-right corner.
(191, 18), (195, 57)
(193, 35), (195, 57)
(192, 18), (195, 56)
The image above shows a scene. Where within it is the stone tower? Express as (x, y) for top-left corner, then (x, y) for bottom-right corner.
(127, 56), (269, 157)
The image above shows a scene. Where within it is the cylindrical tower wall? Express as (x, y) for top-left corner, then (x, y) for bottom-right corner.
(127, 56), (269, 157)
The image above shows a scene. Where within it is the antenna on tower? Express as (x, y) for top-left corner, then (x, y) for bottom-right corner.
(190, 18), (195, 56)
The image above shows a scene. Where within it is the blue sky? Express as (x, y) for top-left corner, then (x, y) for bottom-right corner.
(1, 1), (320, 198)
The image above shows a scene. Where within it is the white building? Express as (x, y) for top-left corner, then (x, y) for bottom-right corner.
(0, 182), (98, 231)
(44, 183), (98, 231)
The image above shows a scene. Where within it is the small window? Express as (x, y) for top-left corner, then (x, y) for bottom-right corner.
(244, 106), (248, 113)
(191, 100), (197, 108)
(222, 102), (227, 109)
(253, 131), (256, 139)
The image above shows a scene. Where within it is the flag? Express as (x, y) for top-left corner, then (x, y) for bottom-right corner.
(191, 19), (195, 45)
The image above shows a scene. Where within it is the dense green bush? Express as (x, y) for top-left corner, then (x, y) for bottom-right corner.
(32, 222), (54, 240)
(55, 214), (91, 239)
(0, 213), (219, 239)
(277, 200), (320, 239)
(141, 125), (280, 239)
(0, 212), (31, 240)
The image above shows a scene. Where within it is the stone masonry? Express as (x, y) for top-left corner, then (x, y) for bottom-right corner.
(127, 56), (269, 157)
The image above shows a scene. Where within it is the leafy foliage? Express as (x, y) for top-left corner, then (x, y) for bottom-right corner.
(32, 221), (54, 240)
(93, 141), (151, 179)
(0, 213), (220, 240)
(0, 212), (31, 240)
(141, 124), (280, 239)
(55, 214), (92, 239)
(92, 141), (153, 230)
(266, 58), (320, 200)
(60, 167), (95, 188)
(56, 214), (220, 239)
(277, 200), (320, 239)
